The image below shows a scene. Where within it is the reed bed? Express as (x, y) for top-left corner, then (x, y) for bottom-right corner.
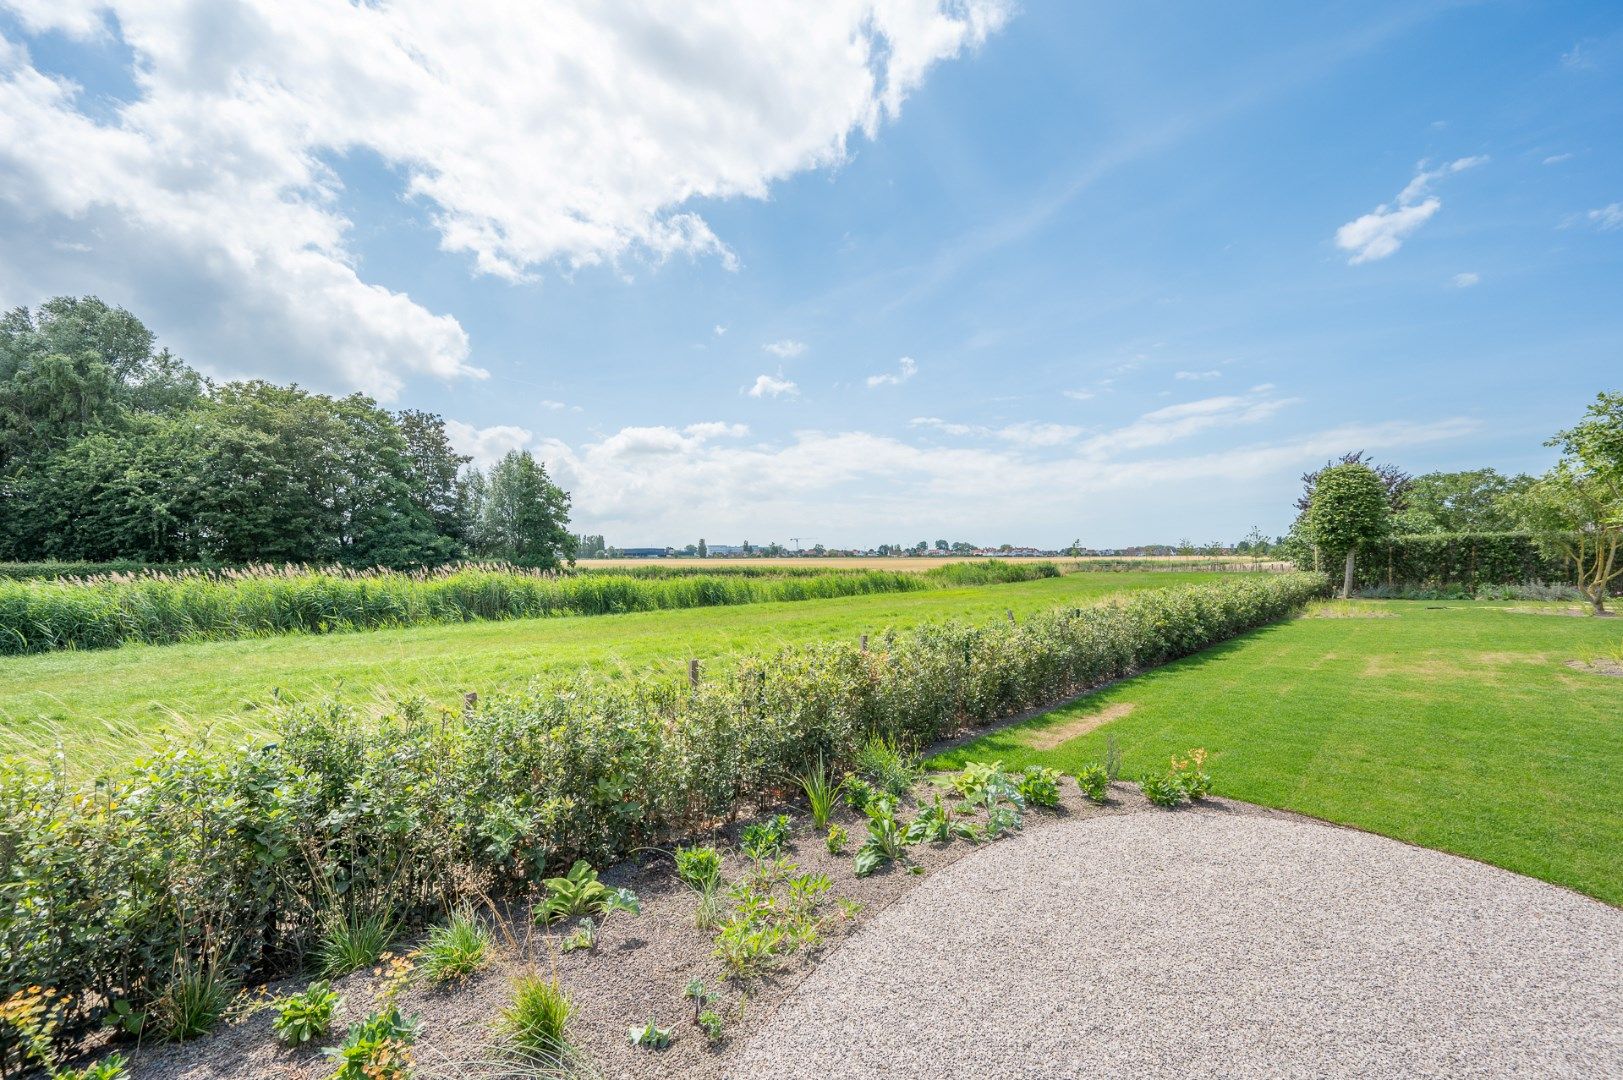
(0, 561), (1059, 655)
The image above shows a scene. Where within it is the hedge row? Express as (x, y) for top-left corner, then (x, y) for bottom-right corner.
(1293, 533), (1573, 591)
(0, 561), (1058, 656)
(0, 572), (1327, 1023)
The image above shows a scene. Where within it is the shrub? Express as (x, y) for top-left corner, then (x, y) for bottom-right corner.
(739, 815), (792, 861)
(418, 909), (490, 986)
(1172, 748), (1213, 800)
(1140, 772), (1187, 808)
(272, 980), (340, 1046)
(853, 800), (911, 878)
(1075, 764), (1110, 803)
(0, 573), (1325, 1029)
(498, 974), (572, 1058)
(674, 845), (723, 894)
(854, 734), (919, 797)
(323, 1006), (419, 1080)
(1016, 765), (1062, 808)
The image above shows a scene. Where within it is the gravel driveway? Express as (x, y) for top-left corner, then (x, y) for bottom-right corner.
(730, 805), (1622, 1079)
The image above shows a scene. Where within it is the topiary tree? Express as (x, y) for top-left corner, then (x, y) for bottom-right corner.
(1305, 462), (1392, 598)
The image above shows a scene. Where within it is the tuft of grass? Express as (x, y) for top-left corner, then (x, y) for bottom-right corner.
(317, 906), (399, 979)
(498, 973), (573, 1059)
(854, 733), (919, 797)
(151, 963), (236, 1042)
(795, 756), (842, 831)
(418, 907), (491, 985)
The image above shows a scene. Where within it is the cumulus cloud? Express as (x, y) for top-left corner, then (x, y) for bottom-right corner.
(763, 339), (807, 358)
(0, 0), (1009, 395)
(1450, 272), (1480, 288)
(866, 355), (918, 387)
(444, 419), (536, 468)
(1335, 156), (1485, 265)
(1588, 203), (1623, 231)
(746, 373), (800, 398)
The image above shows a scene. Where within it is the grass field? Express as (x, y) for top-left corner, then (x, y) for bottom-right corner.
(932, 599), (1623, 905)
(0, 570), (1226, 770)
(575, 555), (1286, 571)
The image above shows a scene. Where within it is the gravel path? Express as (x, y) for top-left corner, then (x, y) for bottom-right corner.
(730, 806), (1623, 1079)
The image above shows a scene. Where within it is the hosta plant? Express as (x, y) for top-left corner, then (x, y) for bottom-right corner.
(629, 1019), (673, 1050)
(904, 794), (979, 845)
(537, 861), (639, 924)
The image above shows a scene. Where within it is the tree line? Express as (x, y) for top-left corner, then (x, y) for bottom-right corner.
(1294, 392), (1622, 611)
(0, 297), (576, 567)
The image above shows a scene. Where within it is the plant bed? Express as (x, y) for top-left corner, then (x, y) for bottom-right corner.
(91, 775), (1151, 1080)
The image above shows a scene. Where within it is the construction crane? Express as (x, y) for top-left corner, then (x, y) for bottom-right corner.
(788, 537), (817, 552)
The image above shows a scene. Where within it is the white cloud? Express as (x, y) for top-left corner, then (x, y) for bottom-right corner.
(1450, 272), (1480, 288)
(763, 339), (807, 358)
(0, 1), (1009, 395)
(1061, 388), (1096, 401)
(746, 373), (800, 398)
(713, 325), (728, 337)
(1587, 203), (1623, 231)
(866, 355), (918, 387)
(1335, 156), (1485, 265)
(1174, 370), (1221, 381)
(445, 419), (535, 468)
(536, 404), (1476, 543)
(1542, 153), (1574, 165)
(911, 416), (1080, 445)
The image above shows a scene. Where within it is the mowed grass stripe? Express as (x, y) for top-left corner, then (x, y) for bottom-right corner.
(931, 601), (1623, 905)
(2, 570), (1227, 770)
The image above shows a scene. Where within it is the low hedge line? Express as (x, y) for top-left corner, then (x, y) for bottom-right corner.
(1292, 532), (1572, 591)
(0, 572), (1325, 1026)
(0, 561), (1058, 656)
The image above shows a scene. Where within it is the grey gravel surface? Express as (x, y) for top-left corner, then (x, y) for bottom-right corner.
(730, 808), (1623, 1079)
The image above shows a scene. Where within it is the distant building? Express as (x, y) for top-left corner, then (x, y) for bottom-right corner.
(618, 547), (669, 558)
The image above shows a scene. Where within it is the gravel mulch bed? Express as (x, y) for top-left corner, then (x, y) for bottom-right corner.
(112, 776), (1132, 1079)
(730, 804), (1623, 1080)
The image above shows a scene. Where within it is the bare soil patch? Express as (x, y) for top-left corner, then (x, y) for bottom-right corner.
(1566, 659), (1623, 678)
(1504, 605), (1594, 618)
(1020, 702), (1136, 750)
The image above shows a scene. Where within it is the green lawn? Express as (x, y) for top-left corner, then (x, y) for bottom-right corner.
(932, 600), (1623, 905)
(1, 570), (1224, 770)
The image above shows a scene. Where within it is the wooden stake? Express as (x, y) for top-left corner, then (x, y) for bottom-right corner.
(860, 633), (868, 652)
(688, 658), (701, 689)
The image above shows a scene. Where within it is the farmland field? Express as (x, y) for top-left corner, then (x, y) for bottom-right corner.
(932, 600), (1623, 905)
(0, 569), (1228, 770)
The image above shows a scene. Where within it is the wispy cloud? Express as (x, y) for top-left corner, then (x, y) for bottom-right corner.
(866, 356), (918, 388)
(1542, 153), (1574, 166)
(713, 325), (727, 337)
(1335, 156), (1485, 264)
(763, 339), (806, 358)
(745, 373), (800, 398)
(1174, 370), (1221, 381)
(1062, 388), (1096, 401)
(1587, 204), (1623, 231)
(1450, 272), (1480, 288)
(911, 416), (1082, 447)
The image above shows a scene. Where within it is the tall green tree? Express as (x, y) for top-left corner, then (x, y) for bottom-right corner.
(1305, 462), (1393, 598)
(1396, 469), (1534, 533)
(475, 450), (576, 567)
(1511, 392), (1623, 614)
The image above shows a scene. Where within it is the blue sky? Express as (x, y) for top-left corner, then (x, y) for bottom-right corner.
(1, 1), (1619, 547)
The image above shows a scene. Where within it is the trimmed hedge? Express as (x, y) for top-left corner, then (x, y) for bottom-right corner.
(1293, 533), (1574, 592)
(0, 573), (1326, 1025)
(0, 561), (1058, 656)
